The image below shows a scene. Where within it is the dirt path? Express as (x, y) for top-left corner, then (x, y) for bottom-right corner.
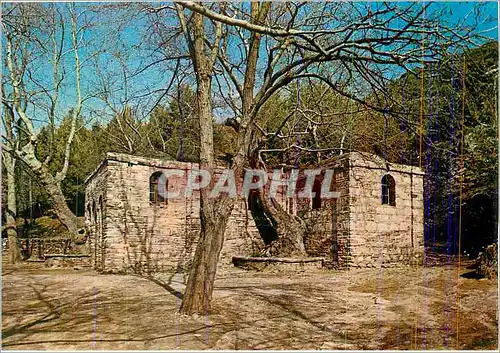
(1, 262), (497, 350)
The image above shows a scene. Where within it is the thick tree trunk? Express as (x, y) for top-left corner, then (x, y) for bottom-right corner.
(255, 177), (307, 257)
(179, 75), (237, 314)
(4, 155), (22, 264)
(248, 147), (307, 256)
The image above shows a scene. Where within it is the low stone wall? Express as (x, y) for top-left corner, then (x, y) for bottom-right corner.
(348, 230), (424, 268)
(23, 238), (78, 259)
(232, 256), (324, 272)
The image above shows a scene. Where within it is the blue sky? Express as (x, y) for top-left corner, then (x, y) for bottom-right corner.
(434, 1), (498, 39)
(2, 1), (498, 129)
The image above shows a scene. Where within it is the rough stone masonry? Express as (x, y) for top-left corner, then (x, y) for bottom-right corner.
(84, 151), (424, 273)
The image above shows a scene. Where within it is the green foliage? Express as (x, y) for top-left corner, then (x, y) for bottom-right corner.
(23, 216), (71, 238)
(461, 42), (498, 200)
(147, 86), (200, 162)
(382, 41), (498, 254)
(17, 214), (84, 239)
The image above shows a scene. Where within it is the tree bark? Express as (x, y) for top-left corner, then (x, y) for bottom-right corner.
(251, 156), (307, 257)
(237, 2), (307, 256)
(179, 3), (271, 315)
(179, 187), (234, 314)
(2, 101), (22, 264)
(257, 190), (307, 257)
(15, 143), (86, 252)
(3, 10), (86, 254)
(3, 154), (22, 264)
(179, 11), (235, 315)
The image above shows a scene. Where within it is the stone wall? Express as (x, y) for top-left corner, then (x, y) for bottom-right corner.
(85, 153), (263, 274)
(85, 161), (108, 271)
(346, 152), (424, 268)
(44, 254), (91, 269)
(302, 159), (351, 268)
(85, 151), (425, 273)
(25, 238), (76, 258)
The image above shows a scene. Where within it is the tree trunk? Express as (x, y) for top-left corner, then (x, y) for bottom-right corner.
(15, 143), (87, 253)
(179, 12), (236, 314)
(255, 175), (307, 257)
(179, 188), (234, 314)
(179, 3), (270, 315)
(178, 77), (237, 314)
(4, 154), (22, 264)
(248, 146), (307, 257)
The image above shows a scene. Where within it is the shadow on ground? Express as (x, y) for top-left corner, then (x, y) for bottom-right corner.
(2, 261), (498, 350)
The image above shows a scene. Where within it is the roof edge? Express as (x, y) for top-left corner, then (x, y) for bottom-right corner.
(84, 152), (201, 184)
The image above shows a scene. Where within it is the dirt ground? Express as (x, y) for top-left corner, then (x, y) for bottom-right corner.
(1, 260), (498, 350)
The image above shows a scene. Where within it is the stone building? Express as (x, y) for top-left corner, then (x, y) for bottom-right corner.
(84, 151), (424, 273)
(305, 152), (425, 268)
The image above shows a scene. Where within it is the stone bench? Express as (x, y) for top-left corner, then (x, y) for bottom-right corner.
(44, 254), (91, 269)
(232, 256), (325, 272)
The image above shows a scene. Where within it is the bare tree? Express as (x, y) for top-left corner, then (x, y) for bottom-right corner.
(1, 3), (93, 248)
(146, 1), (491, 315)
(2, 101), (22, 263)
(170, 2), (232, 315)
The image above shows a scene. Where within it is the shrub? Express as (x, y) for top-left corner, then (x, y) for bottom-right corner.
(477, 243), (498, 279)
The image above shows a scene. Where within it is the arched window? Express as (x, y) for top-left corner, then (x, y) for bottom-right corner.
(381, 174), (396, 206)
(150, 171), (168, 205)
